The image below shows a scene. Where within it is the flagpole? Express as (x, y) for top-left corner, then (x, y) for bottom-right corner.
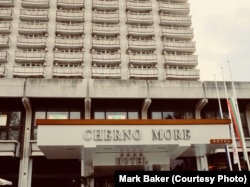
(214, 74), (232, 170)
(227, 61), (250, 170)
(221, 67), (241, 170)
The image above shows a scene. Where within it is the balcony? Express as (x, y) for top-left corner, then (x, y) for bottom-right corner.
(17, 36), (47, 49)
(21, 0), (50, 8)
(0, 22), (11, 34)
(129, 53), (157, 65)
(128, 39), (156, 51)
(55, 37), (83, 49)
(158, 2), (190, 14)
(92, 38), (120, 49)
(13, 66), (45, 78)
(92, 66), (121, 79)
(129, 66), (158, 79)
(164, 54), (198, 66)
(161, 27), (193, 39)
(165, 67), (199, 80)
(0, 51), (8, 63)
(0, 66), (5, 77)
(56, 22), (84, 35)
(53, 66), (84, 78)
(20, 9), (49, 21)
(54, 51), (83, 63)
(15, 50), (46, 63)
(0, 35), (9, 48)
(160, 14), (191, 26)
(126, 1), (152, 11)
(57, 0), (84, 9)
(127, 12), (153, 25)
(92, 52), (121, 64)
(18, 22), (48, 34)
(0, 140), (20, 157)
(92, 24), (119, 36)
(0, 0), (14, 7)
(163, 40), (195, 53)
(92, 0), (118, 10)
(0, 9), (13, 20)
(92, 11), (119, 23)
(56, 9), (84, 22)
(127, 25), (154, 36)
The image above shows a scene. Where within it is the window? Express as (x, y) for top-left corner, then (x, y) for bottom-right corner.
(94, 111), (139, 119)
(151, 111), (194, 119)
(0, 112), (21, 140)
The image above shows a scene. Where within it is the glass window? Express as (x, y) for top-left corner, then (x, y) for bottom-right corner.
(0, 114), (7, 126)
(106, 112), (126, 119)
(70, 111), (81, 119)
(94, 112), (105, 119)
(128, 112), (139, 119)
(151, 112), (162, 119)
(47, 112), (68, 119)
(9, 112), (21, 126)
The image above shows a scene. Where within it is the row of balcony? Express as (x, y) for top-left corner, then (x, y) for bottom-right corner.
(0, 22), (11, 34)
(0, 51), (8, 63)
(0, 0), (14, 7)
(1, 64), (199, 80)
(13, 50), (197, 67)
(126, 0), (152, 11)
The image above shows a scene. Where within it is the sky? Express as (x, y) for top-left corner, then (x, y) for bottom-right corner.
(189, 0), (250, 82)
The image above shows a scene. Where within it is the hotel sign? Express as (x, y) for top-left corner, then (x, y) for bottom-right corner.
(83, 129), (191, 141)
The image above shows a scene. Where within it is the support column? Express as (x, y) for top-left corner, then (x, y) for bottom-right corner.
(18, 97), (32, 187)
(141, 98), (151, 119)
(195, 98), (208, 119)
(196, 155), (208, 171)
(85, 98), (91, 119)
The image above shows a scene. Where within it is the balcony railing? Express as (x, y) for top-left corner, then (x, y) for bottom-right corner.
(92, 11), (119, 23)
(0, 9), (13, 20)
(54, 51), (83, 63)
(92, 38), (120, 49)
(55, 37), (83, 49)
(164, 54), (198, 66)
(20, 9), (49, 21)
(92, 0), (118, 10)
(0, 140), (20, 157)
(15, 50), (46, 63)
(163, 40), (195, 53)
(165, 67), (199, 80)
(0, 0), (14, 7)
(57, 0), (85, 9)
(92, 53), (121, 64)
(160, 14), (191, 26)
(0, 66), (6, 77)
(56, 22), (84, 35)
(17, 36), (47, 48)
(0, 35), (9, 48)
(161, 27), (193, 39)
(53, 66), (84, 78)
(158, 2), (189, 14)
(126, 1), (152, 11)
(128, 39), (156, 51)
(92, 24), (119, 35)
(18, 22), (48, 34)
(127, 25), (154, 36)
(21, 0), (50, 8)
(129, 67), (158, 79)
(92, 66), (121, 79)
(127, 12), (153, 24)
(0, 22), (11, 34)
(13, 66), (45, 78)
(0, 51), (8, 63)
(56, 9), (84, 22)
(129, 54), (157, 65)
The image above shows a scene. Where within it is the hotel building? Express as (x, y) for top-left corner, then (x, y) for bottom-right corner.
(0, 0), (250, 187)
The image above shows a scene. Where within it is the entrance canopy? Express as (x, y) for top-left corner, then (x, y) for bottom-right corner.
(36, 119), (231, 161)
